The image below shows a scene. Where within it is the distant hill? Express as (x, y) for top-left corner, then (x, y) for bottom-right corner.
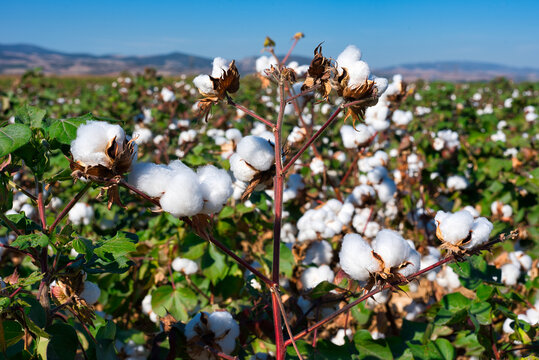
(1, 43), (538, 81)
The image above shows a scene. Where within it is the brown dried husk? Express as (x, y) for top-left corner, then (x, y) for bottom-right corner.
(302, 44), (333, 99)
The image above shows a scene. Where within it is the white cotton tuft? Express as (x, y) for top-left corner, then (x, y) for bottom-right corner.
(462, 217), (493, 250)
(392, 110), (413, 126)
(399, 249), (421, 277)
(236, 136), (275, 171)
(301, 265), (335, 291)
(256, 55), (278, 75)
(509, 251), (533, 271)
(132, 127), (153, 145)
(436, 266), (460, 290)
(374, 178), (396, 203)
(304, 240), (333, 266)
(340, 124), (373, 148)
(141, 294), (153, 315)
(208, 311), (240, 354)
(211, 57), (229, 78)
(310, 157), (325, 175)
(336, 45), (362, 70)
(171, 257), (199, 275)
(501, 263), (520, 286)
(463, 205), (480, 218)
(128, 162), (173, 198)
(160, 169), (204, 217)
(339, 234), (380, 281)
(229, 153), (257, 182)
(373, 76), (388, 95)
(193, 74), (215, 95)
(447, 175), (468, 190)
(372, 229), (411, 269)
(435, 210), (474, 244)
(225, 128), (242, 142)
(80, 281), (101, 305)
(197, 165), (233, 214)
(346, 61), (370, 88)
(68, 203), (94, 226)
(71, 121), (126, 168)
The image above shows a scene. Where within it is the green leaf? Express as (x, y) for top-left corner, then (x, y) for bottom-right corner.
(434, 338), (455, 360)
(10, 232), (49, 250)
(73, 237), (95, 261)
(476, 284), (494, 301)
(201, 244), (226, 284)
(47, 114), (93, 145)
(46, 322), (78, 360)
(17, 271), (44, 287)
(470, 302), (492, 325)
(354, 330), (393, 359)
(309, 281), (338, 299)
(94, 232), (137, 267)
(441, 292), (471, 311)
(0, 320), (24, 351)
(15, 105), (47, 129)
(95, 321), (117, 360)
(0, 124), (32, 157)
(151, 285), (197, 322)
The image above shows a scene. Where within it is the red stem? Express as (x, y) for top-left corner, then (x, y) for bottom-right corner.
(37, 183), (47, 230)
(227, 96), (274, 128)
(281, 38), (299, 65)
(285, 84), (321, 104)
(282, 107), (343, 173)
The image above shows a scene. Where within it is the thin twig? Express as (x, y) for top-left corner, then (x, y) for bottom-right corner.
(49, 182), (92, 233)
(272, 286), (304, 360)
(227, 96), (274, 129)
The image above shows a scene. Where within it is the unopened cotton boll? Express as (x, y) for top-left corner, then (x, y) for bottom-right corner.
(301, 265), (335, 291)
(304, 240), (333, 266)
(435, 210), (474, 245)
(171, 257), (199, 275)
(71, 121), (126, 168)
(80, 281), (101, 305)
(236, 136), (275, 171)
(159, 169), (204, 217)
(68, 203), (94, 226)
(372, 229), (411, 269)
(197, 165), (233, 214)
(128, 162), (173, 198)
(339, 234), (381, 281)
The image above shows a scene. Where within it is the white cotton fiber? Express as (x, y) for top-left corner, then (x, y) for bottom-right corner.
(141, 294), (153, 315)
(340, 124), (372, 148)
(301, 264), (335, 291)
(208, 311), (240, 354)
(447, 175), (468, 190)
(392, 110), (413, 126)
(373, 76), (388, 95)
(346, 61), (370, 88)
(128, 162), (173, 198)
(69, 203), (94, 226)
(436, 210), (474, 244)
(71, 121), (126, 167)
(211, 57), (229, 78)
(230, 153), (257, 182)
(236, 136), (275, 171)
(80, 281), (101, 305)
(336, 45), (362, 70)
(197, 165), (233, 214)
(509, 251), (533, 271)
(462, 217), (493, 250)
(304, 240), (333, 266)
(463, 205), (480, 218)
(171, 257), (199, 275)
(501, 263), (520, 286)
(372, 229), (411, 269)
(339, 234), (381, 281)
(436, 266), (460, 290)
(132, 127), (152, 145)
(225, 128), (242, 142)
(193, 74), (215, 95)
(160, 169), (204, 217)
(256, 55), (278, 75)
(374, 178), (396, 203)
(398, 249), (421, 277)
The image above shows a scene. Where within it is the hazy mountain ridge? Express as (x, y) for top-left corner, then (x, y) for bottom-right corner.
(1, 44), (538, 81)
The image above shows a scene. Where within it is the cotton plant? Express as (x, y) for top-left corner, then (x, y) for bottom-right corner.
(185, 311), (240, 359)
(434, 210), (493, 253)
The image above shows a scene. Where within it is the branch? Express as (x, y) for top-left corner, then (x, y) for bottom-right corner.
(227, 96), (274, 129)
(285, 84), (321, 104)
(49, 182), (92, 233)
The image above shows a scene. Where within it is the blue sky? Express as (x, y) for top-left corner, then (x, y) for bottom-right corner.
(2, 0), (538, 68)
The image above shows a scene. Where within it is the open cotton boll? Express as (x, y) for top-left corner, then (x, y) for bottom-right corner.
(236, 136), (275, 171)
(304, 240), (333, 266)
(193, 74), (215, 95)
(392, 110), (413, 126)
(340, 124), (373, 149)
(69, 203), (94, 226)
(501, 263), (521, 286)
(509, 251), (533, 271)
(171, 257), (199, 275)
(301, 265), (335, 291)
(436, 265), (460, 290)
(374, 178), (396, 203)
(71, 121), (126, 167)
(336, 45), (362, 71)
(398, 249), (421, 277)
(346, 61), (370, 88)
(160, 169), (204, 217)
(372, 230), (411, 269)
(367, 166), (388, 184)
(462, 217), (493, 250)
(310, 157), (325, 175)
(20, 204), (36, 218)
(197, 165), (233, 214)
(141, 294), (153, 315)
(373, 76), (388, 95)
(339, 234), (381, 281)
(225, 128), (242, 142)
(211, 57), (229, 78)
(132, 127), (152, 145)
(80, 281), (100, 305)
(128, 162), (173, 198)
(463, 205), (480, 218)
(208, 311), (240, 354)
(256, 55), (278, 75)
(447, 175), (468, 190)
(230, 153), (257, 182)
(435, 210), (474, 244)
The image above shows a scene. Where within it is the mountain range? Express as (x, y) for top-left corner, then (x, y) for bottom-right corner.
(1, 44), (538, 81)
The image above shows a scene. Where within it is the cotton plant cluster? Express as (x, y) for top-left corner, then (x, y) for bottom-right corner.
(434, 210), (493, 251)
(339, 230), (420, 282)
(503, 299), (539, 335)
(491, 200), (513, 220)
(128, 160), (233, 217)
(185, 310), (240, 359)
(296, 199), (354, 242)
(500, 250), (533, 286)
(432, 129), (460, 152)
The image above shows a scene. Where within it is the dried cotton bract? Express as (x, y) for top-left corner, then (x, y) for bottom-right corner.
(435, 210), (493, 253)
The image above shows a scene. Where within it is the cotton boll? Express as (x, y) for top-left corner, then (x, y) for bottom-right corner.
(399, 249), (421, 277)
(80, 281), (101, 305)
(509, 251), (533, 271)
(336, 45), (362, 71)
(225, 128), (242, 142)
(236, 136), (275, 171)
(20, 204), (36, 218)
(69, 203), (94, 226)
(462, 217), (493, 250)
(372, 229), (411, 269)
(171, 257), (199, 275)
(501, 263), (520, 285)
(301, 265), (335, 291)
(211, 57), (229, 78)
(503, 318), (515, 334)
(525, 308), (539, 325)
(128, 162), (173, 198)
(447, 175), (468, 190)
(367, 166), (388, 184)
(256, 55), (278, 75)
(373, 76), (388, 95)
(160, 169), (204, 217)
(208, 311), (240, 354)
(392, 110), (413, 126)
(374, 178), (396, 203)
(132, 127), (153, 145)
(463, 205), (480, 218)
(436, 210), (474, 245)
(346, 61), (370, 88)
(339, 234), (381, 281)
(331, 328), (353, 346)
(337, 203), (355, 224)
(229, 154), (257, 182)
(310, 157), (325, 175)
(304, 240), (333, 266)
(71, 121), (126, 167)
(404, 301), (426, 321)
(179, 129), (197, 145)
(197, 165), (233, 214)
(193, 74), (215, 95)
(436, 266), (460, 290)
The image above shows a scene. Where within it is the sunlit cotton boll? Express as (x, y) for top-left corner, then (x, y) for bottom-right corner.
(310, 157), (325, 175)
(436, 265), (460, 290)
(374, 178), (396, 203)
(339, 234), (381, 281)
(256, 55), (278, 75)
(20, 204), (36, 218)
(159, 169), (204, 217)
(229, 154), (257, 182)
(171, 257), (199, 275)
(185, 311), (240, 356)
(372, 229), (412, 269)
(160, 87), (175, 102)
(461, 217), (493, 250)
(392, 110), (413, 126)
(501, 263), (521, 286)
(80, 281), (101, 305)
(446, 175), (468, 190)
(197, 165), (233, 214)
(68, 203), (94, 226)
(303, 240), (333, 266)
(71, 121), (126, 168)
(340, 124), (373, 149)
(435, 210), (474, 245)
(193, 74), (214, 95)
(236, 135), (275, 171)
(128, 162), (173, 198)
(132, 127), (152, 145)
(301, 265), (335, 291)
